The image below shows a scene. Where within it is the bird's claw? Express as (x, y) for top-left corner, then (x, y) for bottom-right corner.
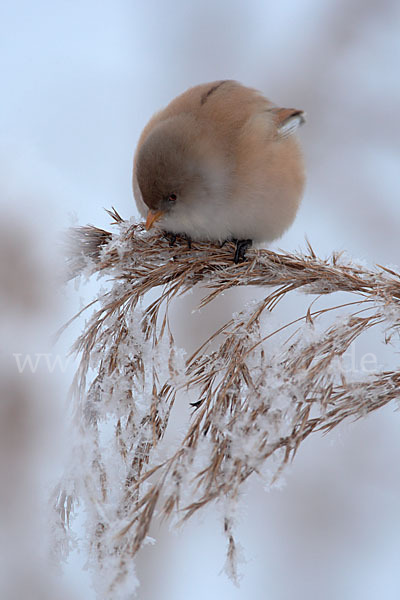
(233, 239), (252, 263)
(163, 232), (192, 249)
(164, 232), (177, 246)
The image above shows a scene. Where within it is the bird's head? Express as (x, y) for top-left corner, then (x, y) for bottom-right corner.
(135, 116), (226, 233)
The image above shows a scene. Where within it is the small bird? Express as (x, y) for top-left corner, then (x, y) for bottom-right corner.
(133, 80), (305, 262)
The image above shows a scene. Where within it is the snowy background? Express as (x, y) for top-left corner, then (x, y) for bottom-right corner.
(1, 1), (400, 599)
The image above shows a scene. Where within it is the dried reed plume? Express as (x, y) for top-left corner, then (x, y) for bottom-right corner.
(58, 208), (400, 598)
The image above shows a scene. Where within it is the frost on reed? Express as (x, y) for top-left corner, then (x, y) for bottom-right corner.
(59, 208), (400, 598)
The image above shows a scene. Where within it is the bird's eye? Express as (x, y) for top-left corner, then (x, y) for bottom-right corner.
(168, 193), (177, 204)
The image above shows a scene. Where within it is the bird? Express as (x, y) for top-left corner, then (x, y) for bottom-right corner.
(132, 80), (305, 262)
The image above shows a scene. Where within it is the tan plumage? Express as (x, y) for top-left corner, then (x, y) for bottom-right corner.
(133, 80), (305, 247)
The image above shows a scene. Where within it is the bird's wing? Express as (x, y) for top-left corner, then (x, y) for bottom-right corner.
(269, 108), (306, 139)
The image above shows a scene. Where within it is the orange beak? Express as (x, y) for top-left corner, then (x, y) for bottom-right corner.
(145, 209), (165, 231)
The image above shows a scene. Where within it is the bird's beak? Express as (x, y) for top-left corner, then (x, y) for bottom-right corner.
(145, 209), (165, 230)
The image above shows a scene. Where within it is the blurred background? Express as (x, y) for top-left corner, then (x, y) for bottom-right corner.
(1, 1), (399, 599)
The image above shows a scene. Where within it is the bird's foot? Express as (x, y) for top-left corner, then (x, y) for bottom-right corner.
(233, 239), (252, 264)
(183, 234), (192, 249)
(163, 231), (192, 249)
(163, 232), (177, 246)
